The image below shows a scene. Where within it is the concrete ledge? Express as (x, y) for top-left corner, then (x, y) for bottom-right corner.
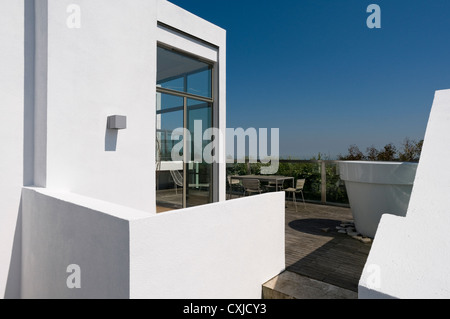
(263, 271), (357, 299)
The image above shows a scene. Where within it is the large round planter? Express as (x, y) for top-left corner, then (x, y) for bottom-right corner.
(339, 161), (418, 238)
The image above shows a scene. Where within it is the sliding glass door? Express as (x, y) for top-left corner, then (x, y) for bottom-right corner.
(186, 98), (213, 207)
(156, 93), (184, 211)
(156, 45), (215, 212)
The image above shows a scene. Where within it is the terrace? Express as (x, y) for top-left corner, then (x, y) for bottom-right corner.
(266, 202), (370, 299)
(226, 160), (372, 299)
(3, 0), (447, 301)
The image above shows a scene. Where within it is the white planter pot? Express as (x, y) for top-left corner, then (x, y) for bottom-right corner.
(339, 161), (418, 238)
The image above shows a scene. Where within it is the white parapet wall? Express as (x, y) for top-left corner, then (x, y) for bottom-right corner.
(21, 188), (135, 299)
(21, 188), (285, 299)
(359, 89), (450, 299)
(0, 0), (24, 299)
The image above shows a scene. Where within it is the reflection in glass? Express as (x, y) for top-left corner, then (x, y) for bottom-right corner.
(156, 46), (215, 213)
(186, 98), (213, 207)
(157, 46), (212, 98)
(156, 93), (184, 211)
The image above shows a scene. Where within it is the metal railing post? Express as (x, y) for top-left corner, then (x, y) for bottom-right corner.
(321, 161), (327, 204)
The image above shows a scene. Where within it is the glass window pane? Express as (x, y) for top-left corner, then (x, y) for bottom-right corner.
(156, 94), (184, 161)
(187, 99), (212, 161)
(186, 98), (213, 207)
(156, 93), (184, 212)
(157, 46), (212, 98)
(157, 91), (183, 112)
(158, 77), (185, 95)
(187, 68), (212, 98)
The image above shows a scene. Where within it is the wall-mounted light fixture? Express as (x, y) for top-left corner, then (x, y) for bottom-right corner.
(107, 115), (127, 130)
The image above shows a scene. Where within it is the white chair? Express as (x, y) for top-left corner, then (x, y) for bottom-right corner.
(170, 170), (183, 194)
(285, 179), (306, 211)
(242, 179), (262, 197)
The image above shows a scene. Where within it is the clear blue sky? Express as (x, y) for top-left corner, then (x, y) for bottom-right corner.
(170, 0), (450, 159)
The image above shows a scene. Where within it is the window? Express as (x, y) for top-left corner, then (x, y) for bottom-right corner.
(157, 46), (212, 98)
(156, 45), (215, 212)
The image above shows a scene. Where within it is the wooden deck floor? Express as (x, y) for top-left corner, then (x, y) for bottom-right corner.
(284, 201), (372, 292)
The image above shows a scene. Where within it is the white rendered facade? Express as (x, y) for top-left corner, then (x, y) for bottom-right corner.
(0, 0), (285, 299)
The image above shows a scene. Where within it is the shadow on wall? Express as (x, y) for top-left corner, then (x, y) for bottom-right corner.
(4, 0), (34, 298)
(105, 123), (118, 152)
(23, 0), (35, 186)
(4, 200), (22, 299)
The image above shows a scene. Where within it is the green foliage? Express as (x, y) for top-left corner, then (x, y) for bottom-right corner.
(366, 146), (379, 161)
(227, 160), (349, 204)
(398, 138), (423, 162)
(377, 143), (397, 161)
(226, 162), (248, 176)
(325, 164), (348, 204)
(277, 162), (321, 201)
(339, 145), (365, 160)
(226, 137), (424, 205)
(339, 138), (423, 162)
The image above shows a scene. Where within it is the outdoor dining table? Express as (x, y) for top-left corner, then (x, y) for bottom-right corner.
(230, 175), (295, 192)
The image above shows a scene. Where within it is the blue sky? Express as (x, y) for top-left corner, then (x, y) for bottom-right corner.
(170, 0), (450, 159)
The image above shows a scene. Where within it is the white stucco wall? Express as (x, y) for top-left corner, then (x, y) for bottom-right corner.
(21, 188), (285, 299)
(42, 0), (158, 212)
(21, 187), (137, 299)
(130, 192), (285, 299)
(359, 89), (450, 299)
(0, 0), (24, 299)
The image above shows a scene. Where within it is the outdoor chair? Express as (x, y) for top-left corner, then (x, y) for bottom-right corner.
(170, 170), (211, 194)
(285, 179), (306, 212)
(266, 180), (284, 192)
(227, 176), (241, 199)
(170, 170), (184, 194)
(242, 179), (262, 197)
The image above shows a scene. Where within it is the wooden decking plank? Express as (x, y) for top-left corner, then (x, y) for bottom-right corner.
(284, 202), (372, 293)
(227, 195), (372, 294)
